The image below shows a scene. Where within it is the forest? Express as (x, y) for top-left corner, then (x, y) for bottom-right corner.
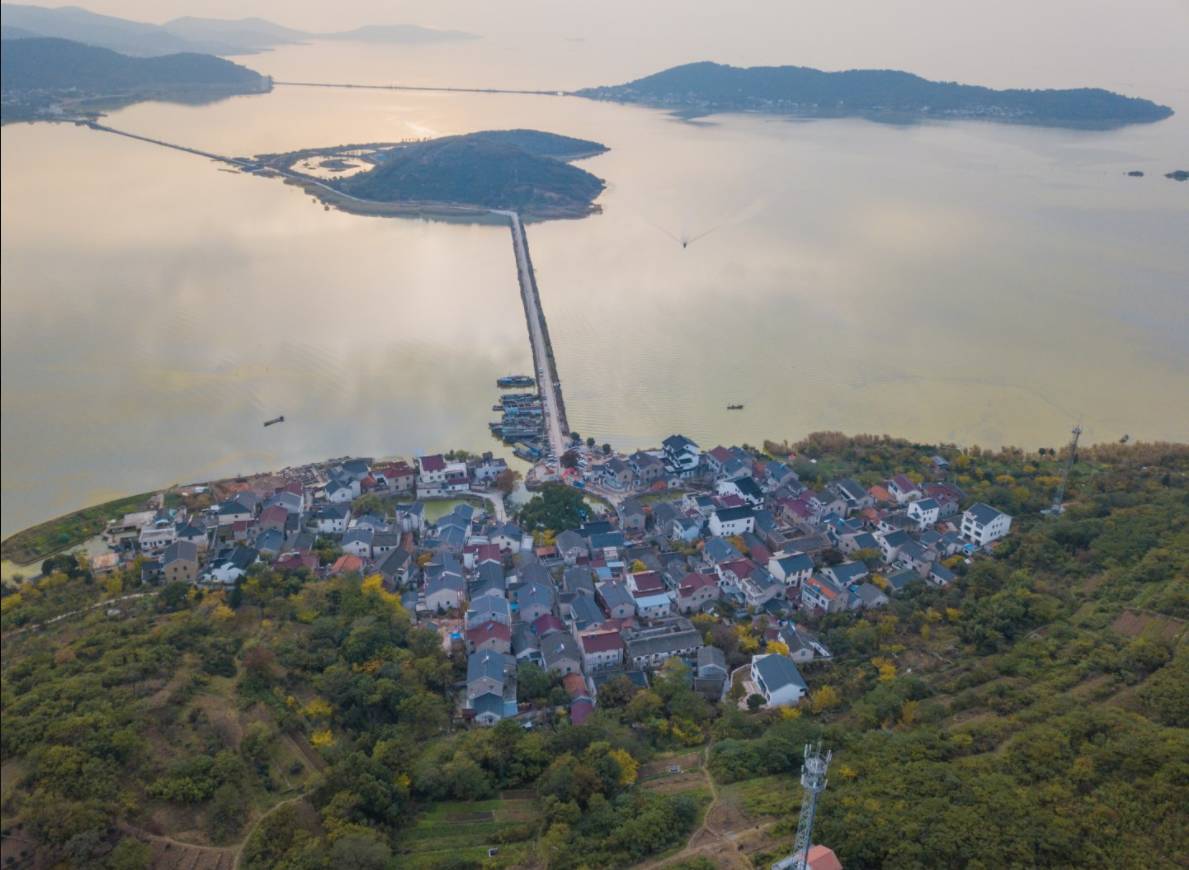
(1, 435), (1185, 868)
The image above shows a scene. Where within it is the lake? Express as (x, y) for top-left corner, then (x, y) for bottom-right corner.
(2, 30), (1187, 537)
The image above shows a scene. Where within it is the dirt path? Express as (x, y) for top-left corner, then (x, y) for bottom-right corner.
(233, 792), (312, 869)
(2, 590), (159, 640)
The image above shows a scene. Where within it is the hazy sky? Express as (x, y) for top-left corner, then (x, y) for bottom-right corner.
(13, 0), (1189, 92)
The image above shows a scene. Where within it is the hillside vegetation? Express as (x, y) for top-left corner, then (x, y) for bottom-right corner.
(1, 437), (1185, 868)
(336, 131), (607, 217)
(0, 37), (269, 91)
(577, 61), (1175, 127)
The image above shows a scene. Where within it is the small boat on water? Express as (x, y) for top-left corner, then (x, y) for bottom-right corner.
(497, 375), (536, 388)
(726, 404), (744, 411)
(263, 415), (285, 427)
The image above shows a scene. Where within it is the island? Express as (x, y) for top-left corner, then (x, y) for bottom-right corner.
(255, 129), (608, 220)
(574, 61), (1174, 128)
(1166, 170), (1188, 182)
(0, 36), (271, 122)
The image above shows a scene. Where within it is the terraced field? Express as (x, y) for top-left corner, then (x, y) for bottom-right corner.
(395, 795), (540, 869)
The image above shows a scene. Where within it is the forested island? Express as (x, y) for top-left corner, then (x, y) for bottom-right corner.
(575, 61), (1175, 128)
(1, 435), (1184, 868)
(259, 130), (608, 220)
(0, 36), (270, 122)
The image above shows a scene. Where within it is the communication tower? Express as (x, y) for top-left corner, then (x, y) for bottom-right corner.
(1046, 424), (1082, 516)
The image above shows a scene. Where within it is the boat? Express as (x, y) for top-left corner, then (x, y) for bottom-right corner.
(263, 415), (285, 427)
(497, 375), (536, 388)
(726, 404), (744, 411)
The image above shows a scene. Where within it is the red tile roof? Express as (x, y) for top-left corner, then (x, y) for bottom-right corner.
(580, 630), (624, 654)
(419, 454), (446, 473)
(466, 621), (511, 645)
(330, 554), (363, 575)
(679, 572), (717, 596)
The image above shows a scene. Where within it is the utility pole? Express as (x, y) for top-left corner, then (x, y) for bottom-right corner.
(1046, 425), (1082, 517)
(773, 742), (832, 870)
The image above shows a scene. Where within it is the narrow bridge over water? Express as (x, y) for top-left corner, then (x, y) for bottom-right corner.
(81, 122), (571, 459)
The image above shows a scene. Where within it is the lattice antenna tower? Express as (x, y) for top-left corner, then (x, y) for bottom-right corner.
(1048, 424), (1083, 516)
(791, 742), (832, 870)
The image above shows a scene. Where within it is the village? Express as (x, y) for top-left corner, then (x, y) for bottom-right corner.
(93, 434), (1013, 729)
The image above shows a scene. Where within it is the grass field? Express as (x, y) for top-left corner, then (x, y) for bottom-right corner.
(1, 490), (154, 566)
(394, 796), (540, 869)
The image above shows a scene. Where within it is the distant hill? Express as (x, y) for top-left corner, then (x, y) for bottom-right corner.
(161, 16), (309, 54)
(320, 24), (476, 44)
(1, 5), (476, 56)
(1, 37), (270, 121)
(576, 61), (1174, 128)
(1, 3), (200, 55)
(332, 130), (606, 216)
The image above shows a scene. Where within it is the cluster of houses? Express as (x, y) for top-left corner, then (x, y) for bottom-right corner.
(97, 452), (508, 587)
(96, 436), (1011, 728)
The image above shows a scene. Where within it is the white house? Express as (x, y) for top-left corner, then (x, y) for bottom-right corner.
(312, 504), (350, 534)
(139, 517), (177, 553)
(709, 506), (755, 537)
(907, 498), (941, 530)
(961, 503), (1013, 547)
(888, 474), (922, 505)
(768, 552), (814, 588)
(750, 654), (807, 708)
(579, 630), (625, 672)
(662, 434), (702, 477)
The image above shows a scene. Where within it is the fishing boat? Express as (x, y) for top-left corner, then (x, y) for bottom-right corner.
(497, 375), (535, 388)
(726, 404), (744, 411)
(263, 415), (285, 427)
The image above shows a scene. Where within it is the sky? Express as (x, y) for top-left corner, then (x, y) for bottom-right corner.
(10, 0), (1189, 93)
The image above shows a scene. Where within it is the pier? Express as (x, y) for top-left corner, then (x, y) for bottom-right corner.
(492, 210), (570, 459)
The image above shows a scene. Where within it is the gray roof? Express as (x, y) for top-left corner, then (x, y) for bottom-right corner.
(467, 649), (512, 683)
(597, 580), (635, 611)
(161, 540), (198, 565)
(254, 529), (284, 554)
(829, 561), (869, 585)
(886, 569), (921, 592)
(556, 530), (587, 552)
(470, 691), (505, 718)
(754, 654), (806, 692)
(541, 632), (581, 667)
(567, 594), (605, 628)
(379, 547), (411, 575)
(965, 502), (1008, 525)
(855, 583), (889, 607)
(775, 552), (814, 575)
(697, 645), (727, 674)
(563, 565), (597, 597)
(518, 582), (555, 611)
(625, 621), (702, 660)
(342, 528), (373, 546)
(704, 537), (743, 563)
(715, 506), (755, 522)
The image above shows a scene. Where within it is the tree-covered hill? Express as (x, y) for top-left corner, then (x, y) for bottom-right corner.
(335, 131), (607, 217)
(0, 37), (270, 91)
(576, 61), (1175, 127)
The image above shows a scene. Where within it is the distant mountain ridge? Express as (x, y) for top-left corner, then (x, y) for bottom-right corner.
(576, 61), (1174, 128)
(1, 37), (270, 121)
(0, 4), (476, 55)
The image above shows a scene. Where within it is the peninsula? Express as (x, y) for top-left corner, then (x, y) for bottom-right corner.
(575, 61), (1175, 128)
(257, 129), (608, 220)
(0, 36), (270, 122)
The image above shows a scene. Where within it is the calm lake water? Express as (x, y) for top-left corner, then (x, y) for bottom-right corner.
(2, 32), (1188, 537)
